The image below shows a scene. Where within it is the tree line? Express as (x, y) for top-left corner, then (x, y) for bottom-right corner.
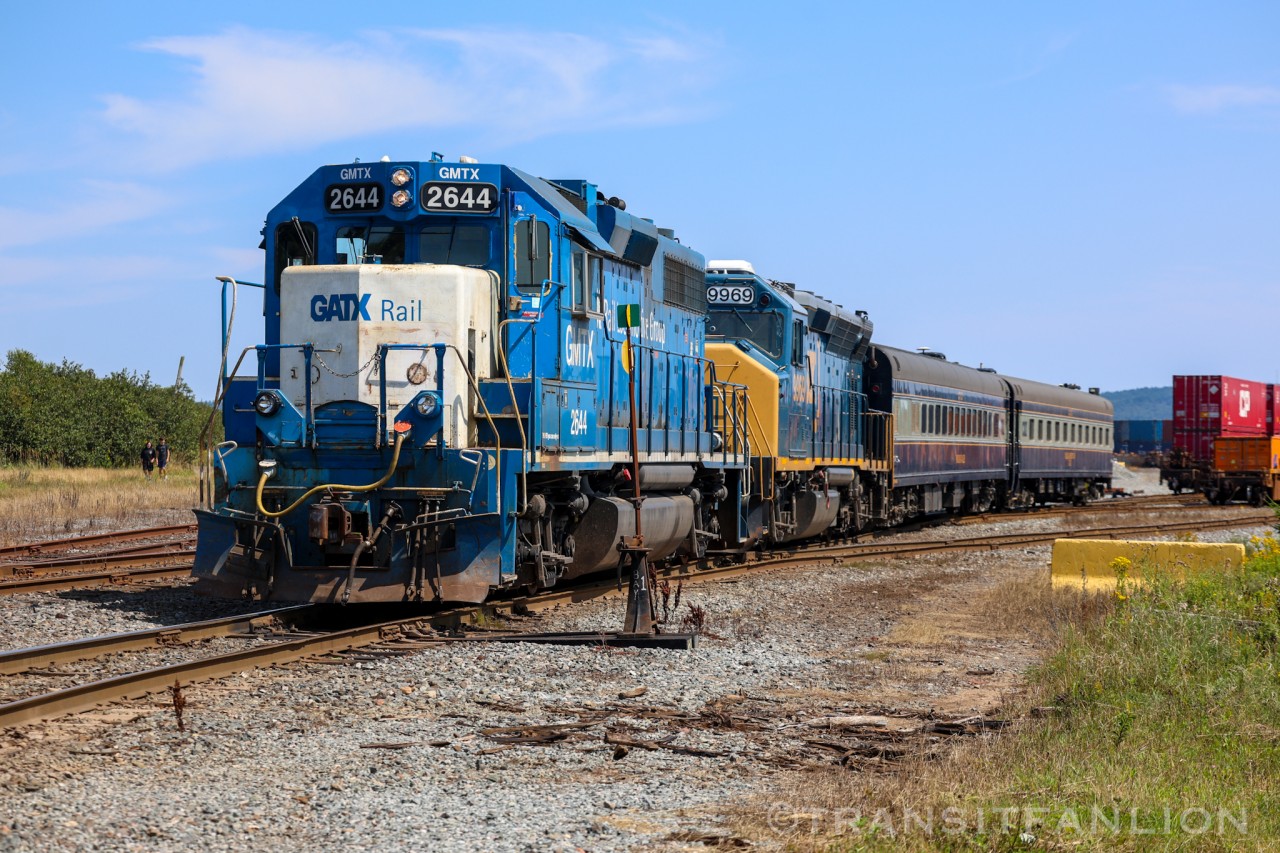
(0, 350), (220, 468)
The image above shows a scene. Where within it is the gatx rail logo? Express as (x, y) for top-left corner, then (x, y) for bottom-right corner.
(311, 293), (371, 322)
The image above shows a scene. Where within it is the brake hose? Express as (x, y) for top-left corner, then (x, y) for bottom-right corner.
(255, 428), (409, 518)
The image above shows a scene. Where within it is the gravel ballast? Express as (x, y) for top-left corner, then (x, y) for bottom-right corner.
(0, 487), (1272, 851)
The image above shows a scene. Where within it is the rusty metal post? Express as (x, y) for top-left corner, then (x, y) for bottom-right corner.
(621, 322), (654, 634)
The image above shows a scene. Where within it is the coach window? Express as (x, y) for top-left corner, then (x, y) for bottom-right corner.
(514, 218), (552, 291)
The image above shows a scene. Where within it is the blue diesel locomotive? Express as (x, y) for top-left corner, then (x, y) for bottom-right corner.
(194, 155), (1112, 605)
(194, 156), (749, 603)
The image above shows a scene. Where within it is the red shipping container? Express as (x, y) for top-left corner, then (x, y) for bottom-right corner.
(1171, 428), (1216, 464)
(1172, 375), (1268, 436)
(1268, 385), (1280, 436)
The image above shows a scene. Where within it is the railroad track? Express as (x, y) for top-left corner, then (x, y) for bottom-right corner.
(0, 524), (195, 560)
(1, 508), (1272, 730)
(0, 525), (198, 595)
(950, 492), (1206, 526)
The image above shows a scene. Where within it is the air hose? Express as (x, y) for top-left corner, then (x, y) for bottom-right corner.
(254, 427), (410, 518)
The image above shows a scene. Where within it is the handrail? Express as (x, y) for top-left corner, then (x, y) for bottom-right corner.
(376, 342), (507, 516)
(198, 345), (257, 509)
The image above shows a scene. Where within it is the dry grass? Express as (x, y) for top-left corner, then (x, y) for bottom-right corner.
(0, 466), (198, 547)
(730, 575), (1118, 851)
(732, 552), (1280, 851)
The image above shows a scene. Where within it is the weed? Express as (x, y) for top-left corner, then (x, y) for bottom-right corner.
(680, 603), (708, 634)
(170, 681), (187, 732)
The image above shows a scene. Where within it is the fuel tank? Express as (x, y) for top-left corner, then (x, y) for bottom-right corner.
(781, 489), (840, 541)
(565, 495), (695, 579)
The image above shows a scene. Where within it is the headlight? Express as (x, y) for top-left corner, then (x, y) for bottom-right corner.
(391, 189), (411, 208)
(254, 391), (281, 417)
(414, 393), (439, 417)
(390, 168), (412, 187)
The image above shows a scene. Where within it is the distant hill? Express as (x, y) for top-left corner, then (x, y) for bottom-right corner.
(1101, 386), (1172, 421)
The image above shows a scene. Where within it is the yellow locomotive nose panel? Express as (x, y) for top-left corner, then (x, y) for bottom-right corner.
(706, 342), (780, 459)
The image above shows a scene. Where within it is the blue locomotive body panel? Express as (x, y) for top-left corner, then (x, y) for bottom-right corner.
(195, 157), (749, 604)
(194, 161), (1111, 604)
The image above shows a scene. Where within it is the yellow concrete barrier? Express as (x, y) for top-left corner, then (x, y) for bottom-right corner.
(1050, 539), (1246, 591)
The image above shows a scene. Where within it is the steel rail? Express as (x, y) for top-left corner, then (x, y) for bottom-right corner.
(0, 606), (314, 676)
(0, 525), (196, 559)
(0, 560), (196, 596)
(0, 510), (1271, 730)
(0, 541), (196, 574)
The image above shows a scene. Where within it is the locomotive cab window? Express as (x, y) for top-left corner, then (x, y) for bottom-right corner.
(273, 220), (317, 294)
(569, 248), (601, 315)
(421, 224), (490, 266)
(514, 218), (552, 291)
(707, 310), (785, 359)
(336, 225), (405, 265)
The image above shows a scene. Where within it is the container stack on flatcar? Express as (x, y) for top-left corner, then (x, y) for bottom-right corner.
(1161, 374), (1280, 503)
(193, 155), (1113, 605)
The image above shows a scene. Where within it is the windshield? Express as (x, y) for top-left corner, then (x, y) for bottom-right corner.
(420, 224), (491, 266)
(707, 310), (784, 359)
(335, 225), (404, 264)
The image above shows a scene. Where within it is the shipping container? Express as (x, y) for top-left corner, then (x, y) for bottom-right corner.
(1113, 419), (1167, 453)
(1172, 375), (1268, 436)
(1213, 436), (1280, 473)
(1171, 428), (1216, 464)
(1126, 420), (1163, 443)
(1269, 385), (1280, 436)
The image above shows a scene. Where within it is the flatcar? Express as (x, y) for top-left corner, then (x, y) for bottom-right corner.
(195, 156), (749, 604)
(1200, 435), (1280, 506)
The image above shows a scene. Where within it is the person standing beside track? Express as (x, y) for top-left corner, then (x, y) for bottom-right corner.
(157, 438), (170, 480)
(141, 440), (157, 481)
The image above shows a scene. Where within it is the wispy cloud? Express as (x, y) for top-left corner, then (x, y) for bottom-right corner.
(100, 25), (721, 171)
(1165, 84), (1280, 114)
(997, 31), (1078, 86)
(0, 180), (172, 251)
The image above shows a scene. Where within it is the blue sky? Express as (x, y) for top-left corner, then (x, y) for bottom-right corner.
(2, 2), (1277, 398)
